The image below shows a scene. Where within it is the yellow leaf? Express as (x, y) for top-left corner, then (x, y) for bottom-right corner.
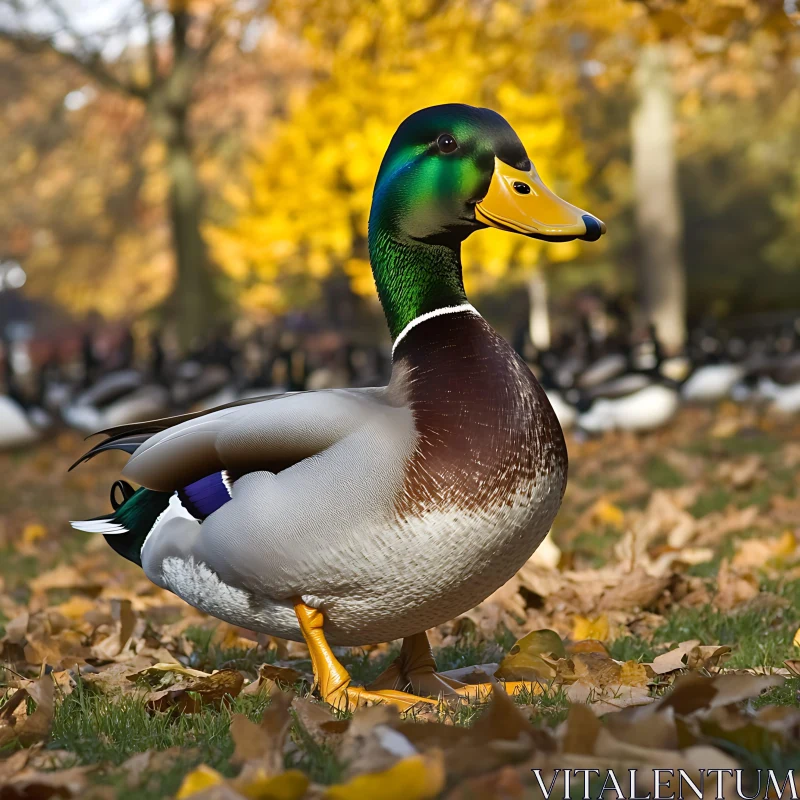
(774, 531), (797, 558)
(572, 614), (610, 643)
(592, 500), (625, 527)
(649, 9), (689, 37)
(619, 660), (650, 688)
(55, 596), (96, 622)
(495, 629), (566, 682)
(22, 523), (47, 545)
(793, 627), (800, 649)
(176, 765), (224, 799)
(323, 752), (445, 800)
(239, 769), (309, 800)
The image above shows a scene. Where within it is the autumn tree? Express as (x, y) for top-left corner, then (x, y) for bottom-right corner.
(211, 0), (609, 344)
(527, 0), (799, 350)
(0, 0), (280, 345)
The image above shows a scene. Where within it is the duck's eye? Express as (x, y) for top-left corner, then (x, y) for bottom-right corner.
(437, 133), (458, 154)
(513, 181), (531, 195)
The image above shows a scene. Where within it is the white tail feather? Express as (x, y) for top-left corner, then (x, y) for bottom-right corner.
(70, 519), (128, 535)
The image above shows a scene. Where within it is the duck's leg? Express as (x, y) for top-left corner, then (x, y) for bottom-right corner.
(368, 632), (532, 701)
(293, 601), (437, 711)
(367, 632), (466, 697)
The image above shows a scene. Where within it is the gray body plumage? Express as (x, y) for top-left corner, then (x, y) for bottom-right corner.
(125, 312), (566, 646)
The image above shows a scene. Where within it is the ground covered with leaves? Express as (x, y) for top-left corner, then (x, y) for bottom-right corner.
(1, 404), (799, 799)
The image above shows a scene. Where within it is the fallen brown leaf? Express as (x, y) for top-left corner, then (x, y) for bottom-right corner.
(231, 684), (294, 783)
(684, 644), (733, 672)
(0, 676), (55, 748)
(126, 662), (210, 687)
(146, 669), (244, 714)
(291, 695), (349, 747)
(339, 705), (414, 779)
(649, 640), (701, 674)
(0, 766), (91, 799)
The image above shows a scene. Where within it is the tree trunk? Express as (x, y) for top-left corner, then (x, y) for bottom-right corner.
(631, 42), (686, 355)
(155, 10), (226, 350)
(154, 102), (224, 349)
(527, 270), (551, 352)
(165, 121), (222, 347)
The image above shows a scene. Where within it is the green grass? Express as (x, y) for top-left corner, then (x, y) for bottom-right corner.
(524, 684), (571, 727)
(689, 487), (734, 518)
(44, 663), (565, 799)
(50, 679), (350, 798)
(50, 681), (269, 769)
(339, 647), (399, 686)
(434, 639), (506, 672)
(685, 433), (781, 458)
(607, 635), (657, 664)
(571, 470), (626, 493)
(571, 525), (623, 567)
(182, 626), (276, 674)
(0, 547), (41, 597)
(14, 585), (800, 799)
(608, 580), (800, 671)
(644, 456), (685, 489)
(690, 482), (793, 519)
(753, 677), (800, 709)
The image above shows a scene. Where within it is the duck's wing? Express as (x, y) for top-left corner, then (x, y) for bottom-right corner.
(70, 392), (285, 465)
(71, 388), (383, 493)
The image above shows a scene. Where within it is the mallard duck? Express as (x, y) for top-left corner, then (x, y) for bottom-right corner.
(70, 104), (605, 709)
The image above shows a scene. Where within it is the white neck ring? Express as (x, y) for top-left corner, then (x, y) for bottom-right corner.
(392, 304), (480, 356)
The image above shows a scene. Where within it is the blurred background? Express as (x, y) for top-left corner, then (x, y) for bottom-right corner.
(1, 0), (800, 445)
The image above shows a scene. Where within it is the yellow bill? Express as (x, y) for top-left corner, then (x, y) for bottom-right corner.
(475, 157), (606, 242)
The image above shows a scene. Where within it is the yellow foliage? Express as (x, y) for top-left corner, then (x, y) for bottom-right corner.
(592, 499), (626, 527)
(238, 769), (310, 800)
(22, 523), (47, 545)
(323, 752), (446, 800)
(619, 660), (650, 688)
(175, 764), (224, 798)
(212, 0), (602, 310)
(572, 614), (610, 642)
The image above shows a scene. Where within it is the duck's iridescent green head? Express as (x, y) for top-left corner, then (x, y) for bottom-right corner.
(369, 104), (605, 341)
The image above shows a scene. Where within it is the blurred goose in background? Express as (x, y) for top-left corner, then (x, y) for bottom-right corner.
(680, 329), (746, 403)
(748, 329), (800, 414)
(574, 326), (680, 434)
(756, 377), (800, 415)
(533, 357), (577, 430)
(62, 336), (170, 435)
(0, 342), (52, 450)
(577, 379), (680, 434)
(62, 369), (171, 435)
(681, 360), (746, 403)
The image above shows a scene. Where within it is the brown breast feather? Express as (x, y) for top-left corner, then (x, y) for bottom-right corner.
(389, 312), (567, 518)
